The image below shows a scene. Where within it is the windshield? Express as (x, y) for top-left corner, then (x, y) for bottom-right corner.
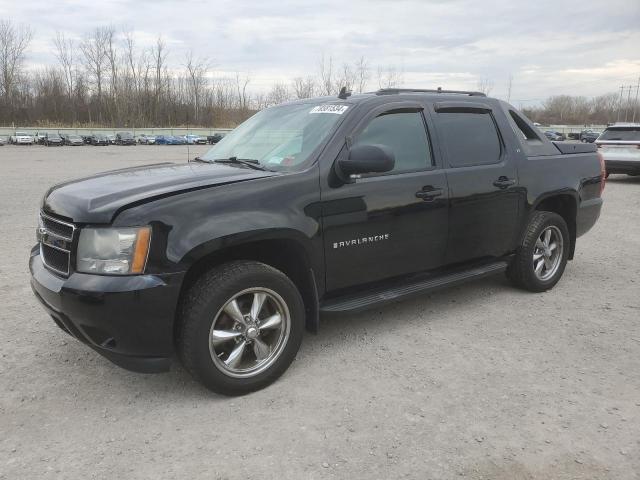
(201, 103), (349, 170)
(599, 127), (640, 141)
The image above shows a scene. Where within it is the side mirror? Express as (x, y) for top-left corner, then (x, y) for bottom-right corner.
(337, 144), (395, 179)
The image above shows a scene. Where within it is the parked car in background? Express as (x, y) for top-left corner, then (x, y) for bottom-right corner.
(185, 134), (207, 145)
(65, 134), (84, 146)
(81, 135), (94, 144)
(155, 135), (175, 145)
(44, 133), (64, 146)
(91, 134), (109, 146)
(35, 132), (47, 144)
(580, 130), (601, 143)
(0, 136), (6, 146)
(116, 132), (136, 145)
(544, 130), (566, 141)
(137, 134), (156, 145)
(596, 123), (640, 177)
(9, 131), (35, 145)
(207, 133), (226, 144)
(105, 134), (116, 144)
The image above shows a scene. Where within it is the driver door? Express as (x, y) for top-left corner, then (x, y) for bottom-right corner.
(321, 103), (449, 292)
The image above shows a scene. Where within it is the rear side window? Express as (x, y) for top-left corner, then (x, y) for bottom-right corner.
(436, 112), (502, 167)
(599, 127), (640, 141)
(354, 109), (432, 174)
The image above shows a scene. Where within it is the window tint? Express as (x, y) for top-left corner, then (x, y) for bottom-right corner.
(354, 110), (431, 173)
(437, 112), (501, 167)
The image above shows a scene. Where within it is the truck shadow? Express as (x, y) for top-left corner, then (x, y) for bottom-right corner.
(606, 174), (640, 184)
(51, 273), (524, 400)
(307, 273), (512, 345)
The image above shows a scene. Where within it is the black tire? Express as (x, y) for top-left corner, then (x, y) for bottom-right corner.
(507, 211), (570, 292)
(177, 261), (305, 396)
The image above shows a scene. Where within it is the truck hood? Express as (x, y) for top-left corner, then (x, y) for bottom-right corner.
(43, 161), (276, 223)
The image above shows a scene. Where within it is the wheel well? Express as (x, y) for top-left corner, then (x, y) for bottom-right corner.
(535, 195), (577, 259)
(175, 239), (319, 338)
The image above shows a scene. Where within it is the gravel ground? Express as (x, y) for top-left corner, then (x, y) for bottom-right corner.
(1, 144), (639, 480)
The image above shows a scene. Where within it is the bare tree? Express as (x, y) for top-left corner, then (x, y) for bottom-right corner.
(80, 27), (109, 122)
(353, 56), (370, 93)
(292, 76), (315, 99)
(376, 65), (402, 89)
(151, 36), (168, 124)
(185, 51), (210, 124)
(0, 20), (33, 115)
(103, 26), (119, 123)
(234, 71), (250, 111)
(336, 62), (356, 92)
(318, 54), (335, 95)
(53, 32), (75, 104)
(265, 82), (291, 106)
(476, 77), (493, 96)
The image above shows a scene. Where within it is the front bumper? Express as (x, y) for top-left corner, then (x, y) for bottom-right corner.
(29, 247), (185, 373)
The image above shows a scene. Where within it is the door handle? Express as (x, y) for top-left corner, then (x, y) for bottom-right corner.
(493, 176), (516, 189)
(415, 188), (443, 200)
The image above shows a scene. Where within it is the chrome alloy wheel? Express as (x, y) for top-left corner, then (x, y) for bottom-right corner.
(209, 288), (290, 378)
(533, 225), (564, 281)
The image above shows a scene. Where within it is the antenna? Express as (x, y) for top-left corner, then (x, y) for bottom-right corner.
(338, 86), (351, 99)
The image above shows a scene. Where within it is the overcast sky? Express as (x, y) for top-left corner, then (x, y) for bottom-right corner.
(3, 0), (639, 105)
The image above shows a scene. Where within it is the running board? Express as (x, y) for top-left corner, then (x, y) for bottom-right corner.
(320, 260), (510, 313)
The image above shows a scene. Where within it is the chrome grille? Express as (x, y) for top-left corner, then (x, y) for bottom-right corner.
(41, 213), (74, 240)
(39, 212), (75, 276)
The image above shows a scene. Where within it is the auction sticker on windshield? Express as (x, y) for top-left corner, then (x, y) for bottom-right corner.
(309, 105), (349, 114)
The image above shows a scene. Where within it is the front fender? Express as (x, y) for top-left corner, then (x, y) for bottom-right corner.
(112, 168), (324, 277)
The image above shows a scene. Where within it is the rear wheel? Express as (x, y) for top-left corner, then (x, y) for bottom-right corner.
(507, 211), (570, 292)
(178, 261), (304, 396)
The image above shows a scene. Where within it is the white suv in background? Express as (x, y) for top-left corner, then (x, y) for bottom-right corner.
(596, 123), (640, 177)
(9, 131), (35, 145)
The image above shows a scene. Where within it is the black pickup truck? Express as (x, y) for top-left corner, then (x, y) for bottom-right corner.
(30, 88), (605, 395)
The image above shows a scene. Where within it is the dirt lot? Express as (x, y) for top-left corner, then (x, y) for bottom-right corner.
(0, 144), (639, 479)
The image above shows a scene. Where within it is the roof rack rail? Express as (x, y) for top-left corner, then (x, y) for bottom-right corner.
(375, 87), (487, 97)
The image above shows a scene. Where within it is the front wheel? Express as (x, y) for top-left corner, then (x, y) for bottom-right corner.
(178, 261), (304, 395)
(507, 211), (570, 292)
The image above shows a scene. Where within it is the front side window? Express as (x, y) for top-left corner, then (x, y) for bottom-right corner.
(353, 110), (432, 174)
(437, 112), (502, 167)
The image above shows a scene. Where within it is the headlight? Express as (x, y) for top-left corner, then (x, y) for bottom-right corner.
(77, 227), (151, 275)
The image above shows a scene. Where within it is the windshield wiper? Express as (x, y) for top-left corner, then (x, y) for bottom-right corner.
(191, 156), (212, 163)
(212, 156), (270, 171)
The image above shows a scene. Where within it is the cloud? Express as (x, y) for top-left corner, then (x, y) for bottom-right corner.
(2, 0), (639, 103)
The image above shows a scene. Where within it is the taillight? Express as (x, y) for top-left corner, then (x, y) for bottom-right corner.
(597, 151), (606, 196)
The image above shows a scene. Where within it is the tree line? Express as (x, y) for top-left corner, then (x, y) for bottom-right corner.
(521, 93), (640, 126)
(1, 19), (638, 128)
(0, 21), (408, 128)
